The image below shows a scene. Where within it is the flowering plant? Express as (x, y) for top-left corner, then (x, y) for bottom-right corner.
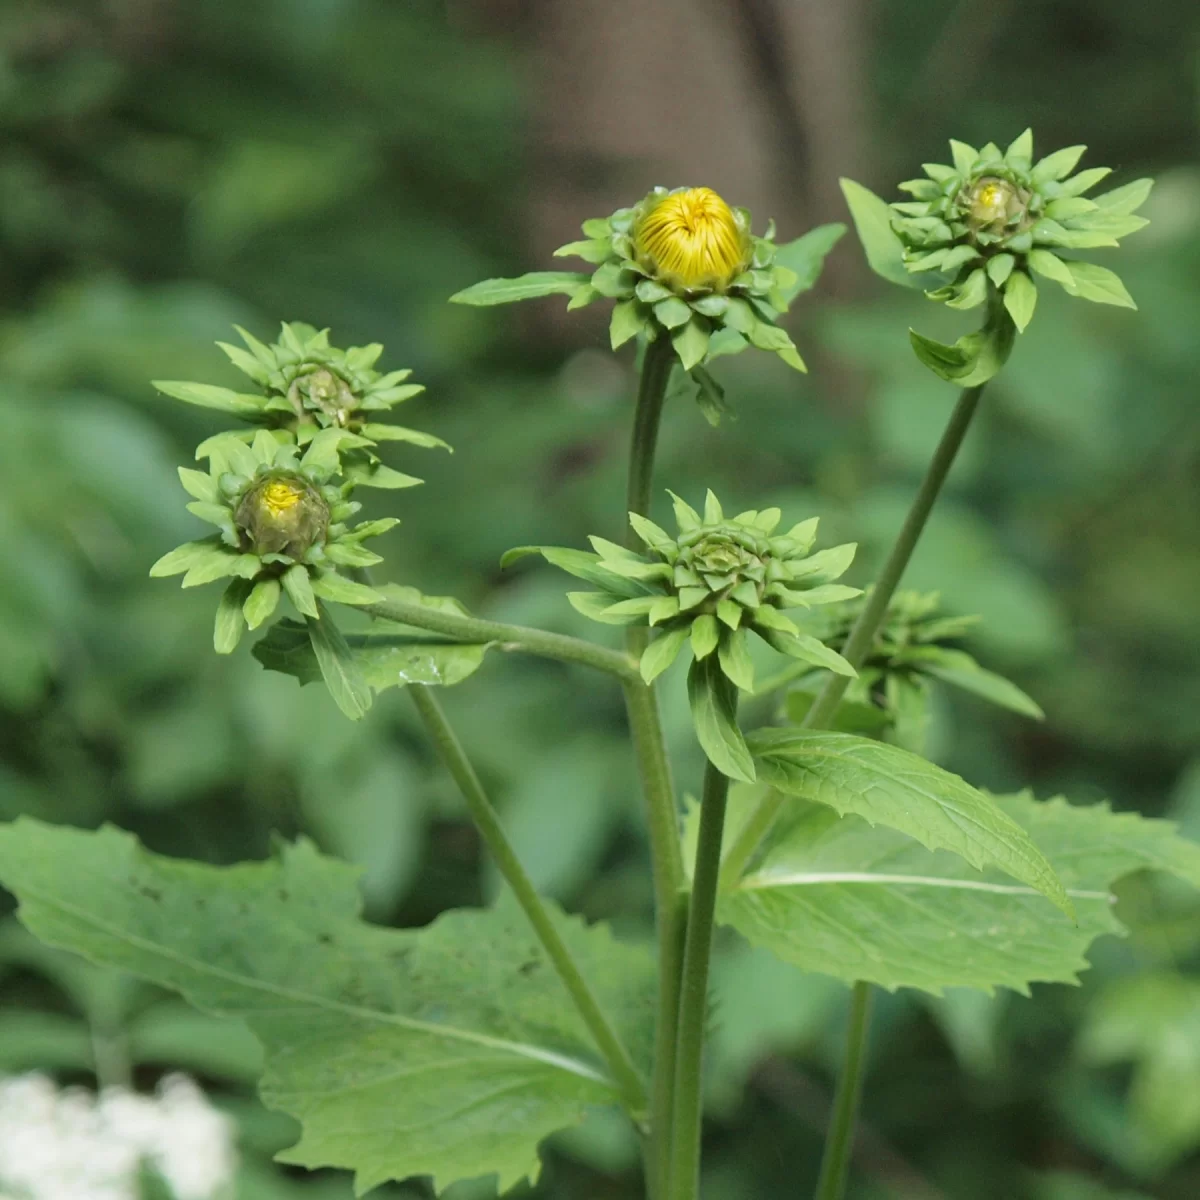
(1, 141), (1196, 1200)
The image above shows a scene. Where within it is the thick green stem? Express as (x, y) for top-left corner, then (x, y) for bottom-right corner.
(621, 332), (683, 1200)
(813, 981), (873, 1200)
(626, 335), (677, 556)
(409, 684), (647, 1113)
(668, 755), (732, 1200)
(718, 383), (986, 886)
(366, 597), (638, 682)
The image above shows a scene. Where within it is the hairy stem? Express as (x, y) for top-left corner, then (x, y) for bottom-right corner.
(813, 981), (873, 1200)
(719, 383), (986, 885)
(365, 597), (639, 682)
(622, 333), (684, 1200)
(668, 754), (732, 1200)
(409, 684), (647, 1113)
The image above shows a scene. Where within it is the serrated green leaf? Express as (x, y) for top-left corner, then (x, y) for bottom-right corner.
(839, 179), (937, 290)
(747, 729), (1071, 914)
(711, 790), (1200, 994)
(688, 656), (755, 783)
(449, 272), (592, 306)
(0, 822), (654, 1193)
(1003, 270), (1038, 332)
(306, 603), (372, 719)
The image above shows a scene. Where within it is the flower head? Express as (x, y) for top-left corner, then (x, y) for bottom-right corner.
(633, 187), (750, 291)
(150, 428), (396, 654)
(450, 188), (848, 404)
(505, 490), (860, 692)
(890, 130), (1152, 330)
(153, 323), (449, 489)
(792, 589), (1043, 751)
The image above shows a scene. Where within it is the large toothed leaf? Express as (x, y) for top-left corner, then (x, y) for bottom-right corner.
(449, 272), (594, 306)
(0, 821), (655, 1195)
(710, 790), (1200, 994)
(255, 585), (494, 693)
(746, 729), (1070, 913)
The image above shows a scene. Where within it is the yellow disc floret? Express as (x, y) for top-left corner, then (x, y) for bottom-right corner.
(634, 187), (750, 292)
(260, 478), (305, 518)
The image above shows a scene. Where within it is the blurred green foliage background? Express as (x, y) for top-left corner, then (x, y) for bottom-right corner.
(1, 1), (1198, 1197)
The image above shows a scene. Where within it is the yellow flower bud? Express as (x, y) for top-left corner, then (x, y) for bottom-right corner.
(235, 471), (330, 558)
(633, 187), (750, 292)
(964, 176), (1026, 233)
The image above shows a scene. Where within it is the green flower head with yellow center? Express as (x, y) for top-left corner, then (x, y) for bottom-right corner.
(150, 428), (397, 654)
(889, 130), (1153, 331)
(153, 322), (449, 491)
(451, 187), (849, 425)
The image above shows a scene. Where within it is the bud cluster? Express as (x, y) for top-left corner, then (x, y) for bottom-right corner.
(794, 589), (1043, 749)
(554, 186), (807, 372)
(506, 490), (860, 693)
(891, 130), (1151, 330)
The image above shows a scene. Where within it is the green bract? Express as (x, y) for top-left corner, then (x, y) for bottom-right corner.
(789, 589), (1043, 751)
(150, 428), (395, 655)
(153, 322), (449, 490)
(504, 491), (860, 781)
(891, 130), (1152, 331)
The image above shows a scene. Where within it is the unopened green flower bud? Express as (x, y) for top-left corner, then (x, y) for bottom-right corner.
(235, 471), (330, 558)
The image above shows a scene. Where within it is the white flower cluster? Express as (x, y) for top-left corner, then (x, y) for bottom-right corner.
(0, 1073), (237, 1200)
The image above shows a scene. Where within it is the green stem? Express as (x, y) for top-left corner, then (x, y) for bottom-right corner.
(365, 597), (639, 682)
(668, 754), (732, 1200)
(626, 334), (677, 554)
(624, 679), (686, 1200)
(621, 332), (683, 1200)
(718, 383), (986, 885)
(813, 981), (873, 1200)
(409, 684), (647, 1113)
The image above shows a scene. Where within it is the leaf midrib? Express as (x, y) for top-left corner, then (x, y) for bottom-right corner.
(738, 868), (1108, 901)
(16, 885), (612, 1088)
